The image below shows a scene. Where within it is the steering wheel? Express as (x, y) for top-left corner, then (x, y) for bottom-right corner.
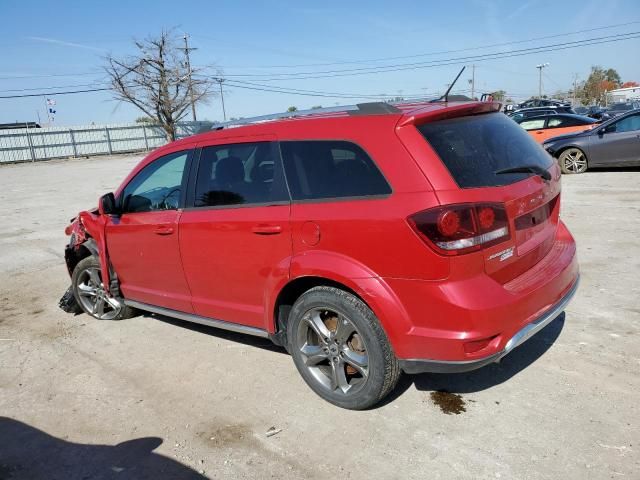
(158, 187), (181, 209)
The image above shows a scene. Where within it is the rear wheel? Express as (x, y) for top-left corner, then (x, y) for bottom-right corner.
(72, 256), (136, 320)
(559, 148), (588, 174)
(287, 286), (401, 410)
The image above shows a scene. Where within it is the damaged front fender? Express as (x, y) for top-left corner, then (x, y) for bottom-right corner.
(64, 208), (111, 292)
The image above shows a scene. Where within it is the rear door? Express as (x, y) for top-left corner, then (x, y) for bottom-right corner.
(178, 137), (292, 329)
(519, 117), (548, 142)
(410, 112), (561, 283)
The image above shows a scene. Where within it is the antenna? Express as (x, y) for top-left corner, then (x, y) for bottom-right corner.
(437, 66), (466, 103)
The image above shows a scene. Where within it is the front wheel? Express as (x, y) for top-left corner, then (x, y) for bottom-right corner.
(287, 286), (401, 409)
(559, 148), (588, 174)
(71, 256), (136, 320)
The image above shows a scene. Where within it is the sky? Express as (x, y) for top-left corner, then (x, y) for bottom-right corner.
(1, 0), (639, 126)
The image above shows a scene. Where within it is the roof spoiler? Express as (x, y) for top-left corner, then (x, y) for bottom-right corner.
(397, 101), (502, 128)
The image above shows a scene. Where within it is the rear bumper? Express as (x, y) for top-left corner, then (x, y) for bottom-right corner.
(379, 220), (578, 366)
(398, 275), (579, 373)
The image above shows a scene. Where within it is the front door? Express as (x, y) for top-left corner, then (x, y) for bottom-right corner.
(590, 113), (640, 166)
(106, 149), (194, 312)
(179, 140), (291, 329)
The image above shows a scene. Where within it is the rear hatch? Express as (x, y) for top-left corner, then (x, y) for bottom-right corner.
(403, 107), (561, 284)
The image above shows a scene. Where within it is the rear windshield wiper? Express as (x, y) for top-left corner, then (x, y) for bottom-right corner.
(494, 165), (551, 181)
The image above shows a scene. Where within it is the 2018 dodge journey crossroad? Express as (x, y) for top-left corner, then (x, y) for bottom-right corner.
(61, 100), (579, 409)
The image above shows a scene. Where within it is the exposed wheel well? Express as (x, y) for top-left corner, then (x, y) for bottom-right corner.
(64, 243), (94, 276)
(271, 276), (361, 347)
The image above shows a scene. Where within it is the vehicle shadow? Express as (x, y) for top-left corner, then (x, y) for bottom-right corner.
(587, 166), (640, 173)
(147, 313), (288, 355)
(380, 313), (566, 406)
(145, 311), (564, 408)
(0, 417), (206, 479)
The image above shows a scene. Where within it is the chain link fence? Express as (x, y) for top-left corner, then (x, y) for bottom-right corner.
(0, 121), (213, 164)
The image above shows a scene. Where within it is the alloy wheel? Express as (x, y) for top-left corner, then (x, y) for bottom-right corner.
(562, 148), (588, 173)
(296, 307), (369, 396)
(76, 267), (122, 320)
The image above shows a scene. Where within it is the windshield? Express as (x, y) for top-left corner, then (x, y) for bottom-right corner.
(418, 112), (553, 188)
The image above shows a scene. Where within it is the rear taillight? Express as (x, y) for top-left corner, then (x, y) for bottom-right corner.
(408, 203), (510, 255)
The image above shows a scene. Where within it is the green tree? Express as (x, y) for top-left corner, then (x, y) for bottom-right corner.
(579, 66), (622, 105)
(287, 106), (298, 112)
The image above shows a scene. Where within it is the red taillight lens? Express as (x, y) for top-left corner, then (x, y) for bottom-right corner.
(408, 203), (510, 255)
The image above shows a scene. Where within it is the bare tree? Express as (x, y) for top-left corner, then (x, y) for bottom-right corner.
(105, 30), (214, 141)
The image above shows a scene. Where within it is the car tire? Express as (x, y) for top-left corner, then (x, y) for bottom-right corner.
(287, 286), (401, 409)
(71, 256), (136, 320)
(558, 148), (588, 174)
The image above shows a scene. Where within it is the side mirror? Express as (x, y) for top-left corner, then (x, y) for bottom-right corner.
(99, 192), (119, 216)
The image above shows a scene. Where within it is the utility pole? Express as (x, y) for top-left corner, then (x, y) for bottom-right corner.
(536, 63), (549, 98)
(215, 78), (227, 121)
(471, 64), (475, 100)
(182, 33), (197, 121)
(572, 73), (578, 105)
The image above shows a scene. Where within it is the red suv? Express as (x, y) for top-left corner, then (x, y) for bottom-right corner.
(62, 101), (579, 409)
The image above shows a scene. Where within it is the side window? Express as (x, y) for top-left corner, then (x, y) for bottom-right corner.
(613, 114), (640, 133)
(193, 142), (288, 207)
(280, 140), (391, 201)
(520, 119), (546, 130)
(121, 151), (189, 213)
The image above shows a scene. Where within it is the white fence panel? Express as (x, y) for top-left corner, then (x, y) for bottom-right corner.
(0, 121), (213, 164)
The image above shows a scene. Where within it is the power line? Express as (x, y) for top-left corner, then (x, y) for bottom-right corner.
(0, 71), (104, 81)
(0, 87), (113, 99)
(208, 31), (640, 80)
(211, 20), (640, 70)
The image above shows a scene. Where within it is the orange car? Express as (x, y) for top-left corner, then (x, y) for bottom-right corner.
(517, 114), (599, 143)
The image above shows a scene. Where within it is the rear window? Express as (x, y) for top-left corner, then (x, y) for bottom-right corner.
(418, 112), (553, 188)
(280, 140), (391, 201)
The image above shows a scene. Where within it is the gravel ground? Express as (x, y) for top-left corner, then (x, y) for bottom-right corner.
(0, 154), (638, 479)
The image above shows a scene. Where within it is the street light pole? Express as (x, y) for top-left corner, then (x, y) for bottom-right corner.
(536, 63), (549, 98)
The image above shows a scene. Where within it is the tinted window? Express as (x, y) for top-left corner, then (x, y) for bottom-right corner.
(121, 151), (188, 213)
(613, 113), (640, 133)
(418, 112), (553, 188)
(524, 110), (553, 118)
(193, 142), (288, 207)
(520, 119), (546, 130)
(547, 117), (565, 128)
(280, 141), (391, 200)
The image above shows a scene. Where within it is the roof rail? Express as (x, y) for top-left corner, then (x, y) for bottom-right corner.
(211, 102), (403, 130)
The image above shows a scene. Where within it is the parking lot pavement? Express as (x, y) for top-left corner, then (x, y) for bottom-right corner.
(0, 154), (638, 479)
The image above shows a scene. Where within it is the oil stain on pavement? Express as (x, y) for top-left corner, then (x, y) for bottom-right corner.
(429, 391), (467, 414)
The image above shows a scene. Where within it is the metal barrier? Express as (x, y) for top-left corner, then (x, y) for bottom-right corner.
(0, 121), (212, 164)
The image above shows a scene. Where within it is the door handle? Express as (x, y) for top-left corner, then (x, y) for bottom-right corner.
(252, 224), (282, 235)
(153, 225), (174, 235)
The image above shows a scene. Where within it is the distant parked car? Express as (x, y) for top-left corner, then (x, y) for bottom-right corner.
(516, 114), (598, 143)
(543, 109), (640, 173)
(517, 99), (571, 109)
(607, 102), (640, 118)
(509, 106), (575, 122)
